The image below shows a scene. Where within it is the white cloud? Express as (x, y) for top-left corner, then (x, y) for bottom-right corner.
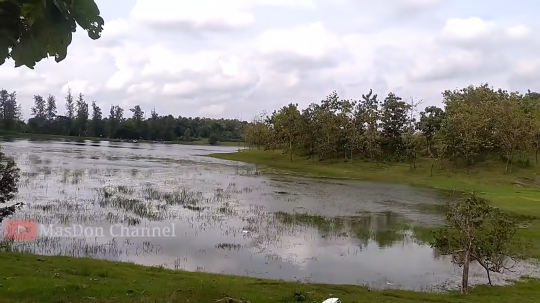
(61, 80), (99, 95)
(198, 104), (226, 116)
(506, 24), (531, 40)
(130, 0), (255, 31)
(257, 22), (341, 59)
(1, 0), (540, 119)
(439, 17), (497, 43)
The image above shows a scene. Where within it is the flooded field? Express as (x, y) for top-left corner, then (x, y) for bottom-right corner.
(1, 139), (539, 291)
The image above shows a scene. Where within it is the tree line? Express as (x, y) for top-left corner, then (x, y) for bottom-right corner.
(0, 89), (246, 143)
(244, 84), (540, 173)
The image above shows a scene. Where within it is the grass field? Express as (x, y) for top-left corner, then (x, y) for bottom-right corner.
(209, 149), (540, 257)
(0, 252), (538, 303)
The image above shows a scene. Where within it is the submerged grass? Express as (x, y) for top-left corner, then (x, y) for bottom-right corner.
(0, 252), (539, 303)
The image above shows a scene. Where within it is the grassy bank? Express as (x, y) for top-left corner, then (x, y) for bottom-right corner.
(209, 149), (540, 257)
(0, 252), (538, 303)
(0, 132), (243, 147)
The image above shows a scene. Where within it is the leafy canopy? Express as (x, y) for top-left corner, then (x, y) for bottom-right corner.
(0, 0), (104, 68)
(431, 194), (530, 292)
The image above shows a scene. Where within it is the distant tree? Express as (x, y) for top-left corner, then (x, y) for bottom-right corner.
(272, 103), (302, 161)
(0, 0), (104, 68)
(417, 106), (445, 156)
(402, 131), (424, 171)
(90, 101), (103, 137)
(75, 93), (89, 136)
(431, 195), (530, 294)
(208, 133), (219, 145)
(361, 89), (381, 160)
(149, 108), (160, 140)
(130, 105), (144, 137)
(31, 95), (46, 118)
(65, 88), (75, 120)
(130, 105), (144, 122)
(492, 92), (531, 172)
(380, 92), (411, 158)
(441, 85), (493, 172)
(523, 90), (540, 163)
(299, 104), (321, 161)
(183, 128), (191, 142)
(0, 146), (20, 224)
(0, 90), (8, 122)
(45, 94), (57, 124)
(0, 90), (21, 131)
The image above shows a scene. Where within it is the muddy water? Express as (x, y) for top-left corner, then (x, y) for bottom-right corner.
(1, 139), (538, 291)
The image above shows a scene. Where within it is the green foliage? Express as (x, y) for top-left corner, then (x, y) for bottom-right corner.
(242, 84), (540, 175)
(431, 195), (530, 293)
(0, 0), (104, 68)
(417, 106), (445, 155)
(208, 133), (219, 145)
(0, 144), (20, 223)
(0, 89), (21, 131)
(0, 89), (245, 143)
(272, 103), (302, 161)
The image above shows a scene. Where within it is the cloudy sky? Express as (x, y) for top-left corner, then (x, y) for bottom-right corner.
(0, 0), (537, 120)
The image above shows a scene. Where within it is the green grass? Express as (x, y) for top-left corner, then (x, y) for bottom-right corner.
(209, 149), (540, 257)
(0, 252), (539, 303)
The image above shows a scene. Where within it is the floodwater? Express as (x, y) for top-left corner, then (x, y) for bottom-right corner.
(1, 139), (539, 291)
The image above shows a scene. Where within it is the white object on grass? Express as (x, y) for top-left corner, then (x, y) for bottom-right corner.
(322, 298), (341, 303)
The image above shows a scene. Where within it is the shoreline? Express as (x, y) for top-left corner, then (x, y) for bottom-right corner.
(0, 133), (244, 147)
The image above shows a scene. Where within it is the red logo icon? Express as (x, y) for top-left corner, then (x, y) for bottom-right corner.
(4, 220), (37, 241)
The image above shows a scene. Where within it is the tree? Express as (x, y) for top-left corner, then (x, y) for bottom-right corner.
(431, 195), (530, 293)
(299, 104), (322, 161)
(0, 0), (104, 68)
(0, 89), (8, 122)
(75, 93), (88, 136)
(130, 105), (144, 122)
(90, 101), (103, 137)
(149, 108), (160, 140)
(183, 128), (191, 142)
(492, 92), (531, 172)
(244, 112), (271, 150)
(0, 145), (20, 224)
(380, 92), (410, 158)
(272, 103), (302, 161)
(65, 88), (75, 119)
(402, 131), (424, 171)
(441, 85), (494, 172)
(0, 90), (21, 130)
(31, 95), (46, 118)
(45, 94), (57, 124)
(208, 133), (219, 145)
(109, 105), (124, 138)
(417, 106), (445, 156)
(361, 89), (381, 160)
(130, 105), (144, 138)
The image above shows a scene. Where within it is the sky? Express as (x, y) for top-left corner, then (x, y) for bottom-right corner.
(0, 0), (538, 120)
